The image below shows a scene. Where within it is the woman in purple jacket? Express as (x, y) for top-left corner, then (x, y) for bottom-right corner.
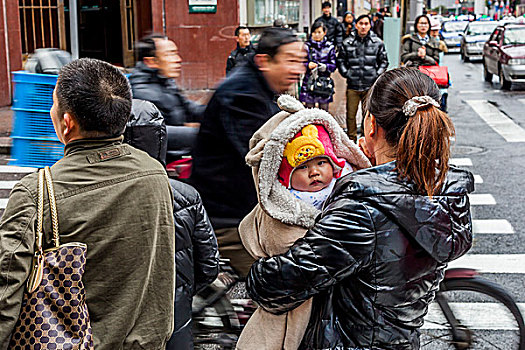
(299, 21), (336, 111)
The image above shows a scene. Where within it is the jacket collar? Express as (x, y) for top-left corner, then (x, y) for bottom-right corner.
(130, 62), (175, 87)
(64, 136), (125, 156)
(246, 57), (279, 97)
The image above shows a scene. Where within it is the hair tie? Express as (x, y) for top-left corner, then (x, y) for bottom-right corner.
(402, 96), (440, 117)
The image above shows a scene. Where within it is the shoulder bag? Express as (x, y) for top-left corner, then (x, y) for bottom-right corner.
(9, 166), (94, 349)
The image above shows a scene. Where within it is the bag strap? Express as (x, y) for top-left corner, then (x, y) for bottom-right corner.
(28, 166), (60, 293)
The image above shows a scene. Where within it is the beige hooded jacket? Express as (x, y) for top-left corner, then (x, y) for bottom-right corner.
(237, 95), (370, 350)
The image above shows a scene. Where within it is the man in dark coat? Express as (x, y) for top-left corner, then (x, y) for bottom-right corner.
(373, 12), (384, 39)
(190, 28), (306, 277)
(314, 1), (344, 50)
(226, 26), (256, 76)
(129, 34), (205, 127)
(337, 14), (388, 141)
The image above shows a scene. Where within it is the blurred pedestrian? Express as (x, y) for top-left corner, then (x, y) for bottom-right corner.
(342, 11), (355, 39)
(130, 33), (204, 127)
(273, 18), (289, 28)
(315, 1), (344, 50)
(190, 28), (306, 277)
(299, 21), (336, 111)
(337, 14), (388, 141)
(0, 58), (176, 349)
(247, 67), (474, 350)
(236, 95), (370, 350)
(401, 15), (441, 67)
(429, 18), (448, 56)
(372, 12), (384, 39)
(226, 26), (256, 76)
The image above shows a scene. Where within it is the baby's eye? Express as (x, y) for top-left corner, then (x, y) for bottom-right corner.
(297, 165), (307, 170)
(318, 160), (327, 165)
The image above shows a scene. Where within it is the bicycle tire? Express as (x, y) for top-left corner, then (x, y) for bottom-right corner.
(422, 277), (525, 350)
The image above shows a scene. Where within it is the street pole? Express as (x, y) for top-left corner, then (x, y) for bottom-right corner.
(69, 0), (79, 59)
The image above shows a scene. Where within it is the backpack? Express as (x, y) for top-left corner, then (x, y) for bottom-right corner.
(24, 48), (72, 75)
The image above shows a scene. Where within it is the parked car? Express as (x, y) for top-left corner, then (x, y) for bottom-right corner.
(483, 23), (525, 89)
(440, 21), (468, 51)
(460, 21), (499, 61)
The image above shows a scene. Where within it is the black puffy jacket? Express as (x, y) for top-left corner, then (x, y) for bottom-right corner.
(129, 62), (205, 126)
(337, 30), (389, 91)
(226, 43), (256, 76)
(315, 14), (344, 49)
(166, 179), (220, 350)
(247, 162), (474, 349)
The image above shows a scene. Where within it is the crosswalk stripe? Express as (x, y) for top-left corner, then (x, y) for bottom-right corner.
(473, 219), (514, 234)
(448, 254), (525, 273)
(468, 194), (496, 205)
(0, 181), (18, 190)
(450, 158), (473, 166)
(0, 165), (37, 173)
(424, 302), (525, 330)
(474, 174), (483, 183)
(466, 100), (525, 142)
(0, 198), (7, 210)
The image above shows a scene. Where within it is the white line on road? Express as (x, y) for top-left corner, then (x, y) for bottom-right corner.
(0, 181), (18, 190)
(459, 90), (500, 94)
(466, 100), (525, 142)
(448, 254), (525, 273)
(0, 198), (7, 210)
(519, 99), (525, 105)
(0, 165), (36, 173)
(474, 174), (483, 183)
(469, 194), (496, 205)
(473, 219), (514, 234)
(424, 302), (525, 330)
(450, 158), (473, 166)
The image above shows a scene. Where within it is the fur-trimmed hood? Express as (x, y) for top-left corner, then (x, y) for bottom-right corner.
(245, 95), (371, 228)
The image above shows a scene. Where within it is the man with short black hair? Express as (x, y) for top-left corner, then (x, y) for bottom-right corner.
(315, 1), (344, 50)
(338, 14), (388, 141)
(0, 58), (176, 349)
(191, 27), (306, 277)
(130, 34), (204, 126)
(226, 26), (255, 75)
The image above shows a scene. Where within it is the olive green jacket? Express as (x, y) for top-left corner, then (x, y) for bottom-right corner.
(0, 138), (176, 350)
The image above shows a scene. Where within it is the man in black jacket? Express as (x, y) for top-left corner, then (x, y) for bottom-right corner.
(337, 14), (388, 141)
(315, 2), (344, 50)
(129, 34), (205, 127)
(190, 28), (306, 277)
(226, 26), (256, 76)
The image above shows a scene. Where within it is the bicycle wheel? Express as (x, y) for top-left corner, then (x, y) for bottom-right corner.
(421, 277), (525, 350)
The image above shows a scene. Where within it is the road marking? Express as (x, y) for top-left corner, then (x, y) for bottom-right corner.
(466, 100), (525, 142)
(473, 219), (514, 234)
(424, 302), (525, 330)
(0, 165), (37, 173)
(0, 198), (7, 209)
(469, 194), (496, 205)
(450, 158), (473, 166)
(459, 90), (500, 94)
(474, 174), (483, 183)
(0, 181), (18, 190)
(448, 254), (525, 273)
(519, 99), (525, 105)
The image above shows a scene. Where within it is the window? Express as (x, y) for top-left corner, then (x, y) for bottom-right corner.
(252, 0), (300, 26)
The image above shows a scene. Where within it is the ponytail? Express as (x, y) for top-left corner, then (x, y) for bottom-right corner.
(396, 106), (455, 197)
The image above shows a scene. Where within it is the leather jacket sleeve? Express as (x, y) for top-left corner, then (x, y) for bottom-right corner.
(182, 97), (206, 124)
(376, 42), (389, 75)
(246, 198), (376, 314)
(336, 45), (349, 78)
(191, 193), (220, 294)
(335, 22), (344, 50)
(0, 183), (36, 349)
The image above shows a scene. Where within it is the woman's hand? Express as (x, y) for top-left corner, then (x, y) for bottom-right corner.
(358, 137), (376, 166)
(417, 46), (426, 58)
(308, 62), (318, 70)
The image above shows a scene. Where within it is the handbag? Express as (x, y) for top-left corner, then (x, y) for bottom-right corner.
(306, 67), (335, 98)
(9, 166), (94, 349)
(418, 65), (449, 88)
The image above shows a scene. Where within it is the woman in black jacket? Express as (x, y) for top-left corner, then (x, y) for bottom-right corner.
(246, 67), (474, 349)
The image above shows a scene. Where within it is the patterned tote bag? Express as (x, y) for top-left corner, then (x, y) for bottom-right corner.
(9, 166), (94, 349)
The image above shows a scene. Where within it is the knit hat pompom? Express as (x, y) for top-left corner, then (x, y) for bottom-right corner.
(278, 124), (346, 188)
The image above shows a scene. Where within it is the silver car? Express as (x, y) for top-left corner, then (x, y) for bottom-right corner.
(460, 21), (499, 62)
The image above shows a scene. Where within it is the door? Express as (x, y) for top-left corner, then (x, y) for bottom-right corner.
(485, 29), (499, 73)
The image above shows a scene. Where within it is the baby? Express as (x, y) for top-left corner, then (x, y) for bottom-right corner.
(237, 95), (370, 350)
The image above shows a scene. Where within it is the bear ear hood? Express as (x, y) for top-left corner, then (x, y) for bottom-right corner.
(245, 94), (371, 228)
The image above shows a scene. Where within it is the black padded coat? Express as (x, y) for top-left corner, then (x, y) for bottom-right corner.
(337, 30), (389, 91)
(166, 179), (220, 350)
(247, 162), (474, 349)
